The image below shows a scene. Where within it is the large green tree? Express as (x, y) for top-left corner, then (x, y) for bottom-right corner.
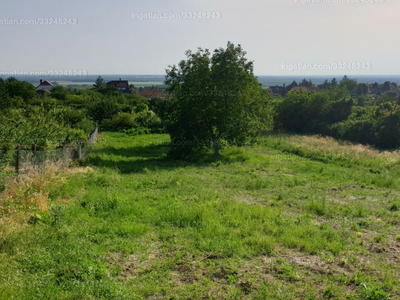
(165, 42), (271, 157)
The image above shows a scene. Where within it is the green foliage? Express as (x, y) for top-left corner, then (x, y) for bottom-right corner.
(0, 78), (11, 109)
(56, 107), (95, 134)
(339, 75), (358, 94)
(50, 85), (68, 100)
(87, 98), (119, 124)
(135, 110), (161, 128)
(356, 83), (370, 96)
(101, 112), (137, 131)
(135, 103), (148, 112)
(273, 75), (400, 151)
(274, 87), (354, 134)
(165, 42), (272, 157)
(331, 103), (400, 149)
(123, 127), (151, 135)
(93, 75), (106, 91)
(0, 107), (68, 150)
(5, 77), (37, 102)
(374, 105), (400, 149)
(357, 283), (391, 300)
(331, 119), (376, 145)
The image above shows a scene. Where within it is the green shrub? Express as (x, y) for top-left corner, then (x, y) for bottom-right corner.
(135, 110), (161, 128)
(101, 112), (137, 131)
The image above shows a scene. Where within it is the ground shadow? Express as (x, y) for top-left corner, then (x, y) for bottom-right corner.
(87, 144), (214, 174)
(90, 144), (169, 159)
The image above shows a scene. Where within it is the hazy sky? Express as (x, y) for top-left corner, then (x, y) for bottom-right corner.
(0, 0), (398, 76)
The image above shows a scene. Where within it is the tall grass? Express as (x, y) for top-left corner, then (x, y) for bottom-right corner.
(1, 132), (400, 299)
(259, 132), (400, 171)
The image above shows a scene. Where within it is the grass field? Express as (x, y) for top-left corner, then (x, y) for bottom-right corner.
(1, 132), (400, 299)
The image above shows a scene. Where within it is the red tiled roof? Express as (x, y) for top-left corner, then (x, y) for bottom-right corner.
(387, 89), (400, 95)
(139, 89), (167, 99)
(38, 80), (54, 87)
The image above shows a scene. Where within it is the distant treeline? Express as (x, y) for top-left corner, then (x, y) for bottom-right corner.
(273, 76), (400, 149)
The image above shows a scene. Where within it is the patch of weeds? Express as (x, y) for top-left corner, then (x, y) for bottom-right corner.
(237, 280), (253, 295)
(372, 234), (385, 244)
(323, 283), (340, 299)
(307, 198), (327, 216)
(352, 220), (370, 230)
(49, 205), (65, 225)
(389, 202), (399, 212)
(274, 262), (300, 282)
(357, 283), (391, 300)
(28, 213), (43, 225)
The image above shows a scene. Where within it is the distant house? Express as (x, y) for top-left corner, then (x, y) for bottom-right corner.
(269, 85), (284, 97)
(386, 89), (400, 95)
(139, 88), (167, 99)
(107, 78), (129, 92)
(36, 79), (54, 94)
(368, 84), (380, 96)
(289, 86), (320, 93)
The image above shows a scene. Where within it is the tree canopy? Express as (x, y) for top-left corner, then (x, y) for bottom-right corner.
(164, 42), (271, 157)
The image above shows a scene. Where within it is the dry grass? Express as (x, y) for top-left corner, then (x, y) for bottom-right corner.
(286, 135), (400, 162)
(0, 160), (92, 230)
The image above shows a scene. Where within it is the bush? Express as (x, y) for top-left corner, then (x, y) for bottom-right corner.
(101, 112), (137, 131)
(374, 106), (400, 149)
(331, 119), (375, 145)
(274, 88), (354, 134)
(135, 110), (162, 128)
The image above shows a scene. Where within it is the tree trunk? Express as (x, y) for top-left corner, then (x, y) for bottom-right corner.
(213, 138), (220, 156)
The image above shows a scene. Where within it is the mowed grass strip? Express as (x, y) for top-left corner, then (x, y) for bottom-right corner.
(1, 132), (399, 299)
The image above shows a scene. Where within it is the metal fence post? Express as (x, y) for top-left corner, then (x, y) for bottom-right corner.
(78, 142), (82, 160)
(15, 145), (20, 174)
(32, 144), (36, 166)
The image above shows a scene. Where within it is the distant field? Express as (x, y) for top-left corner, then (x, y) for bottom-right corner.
(56, 81), (165, 89)
(3, 74), (400, 90)
(1, 132), (400, 299)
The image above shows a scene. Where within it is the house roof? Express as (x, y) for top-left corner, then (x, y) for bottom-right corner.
(107, 79), (129, 88)
(269, 86), (283, 93)
(289, 86), (320, 93)
(37, 80), (54, 88)
(386, 89), (400, 95)
(269, 85), (283, 93)
(139, 89), (167, 99)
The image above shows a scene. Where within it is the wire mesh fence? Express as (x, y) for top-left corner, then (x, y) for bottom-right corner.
(0, 126), (98, 175)
(80, 125), (98, 159)
(11, 147), (75, 174)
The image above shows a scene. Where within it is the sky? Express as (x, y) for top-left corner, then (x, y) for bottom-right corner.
(0, 0), (399, 76)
